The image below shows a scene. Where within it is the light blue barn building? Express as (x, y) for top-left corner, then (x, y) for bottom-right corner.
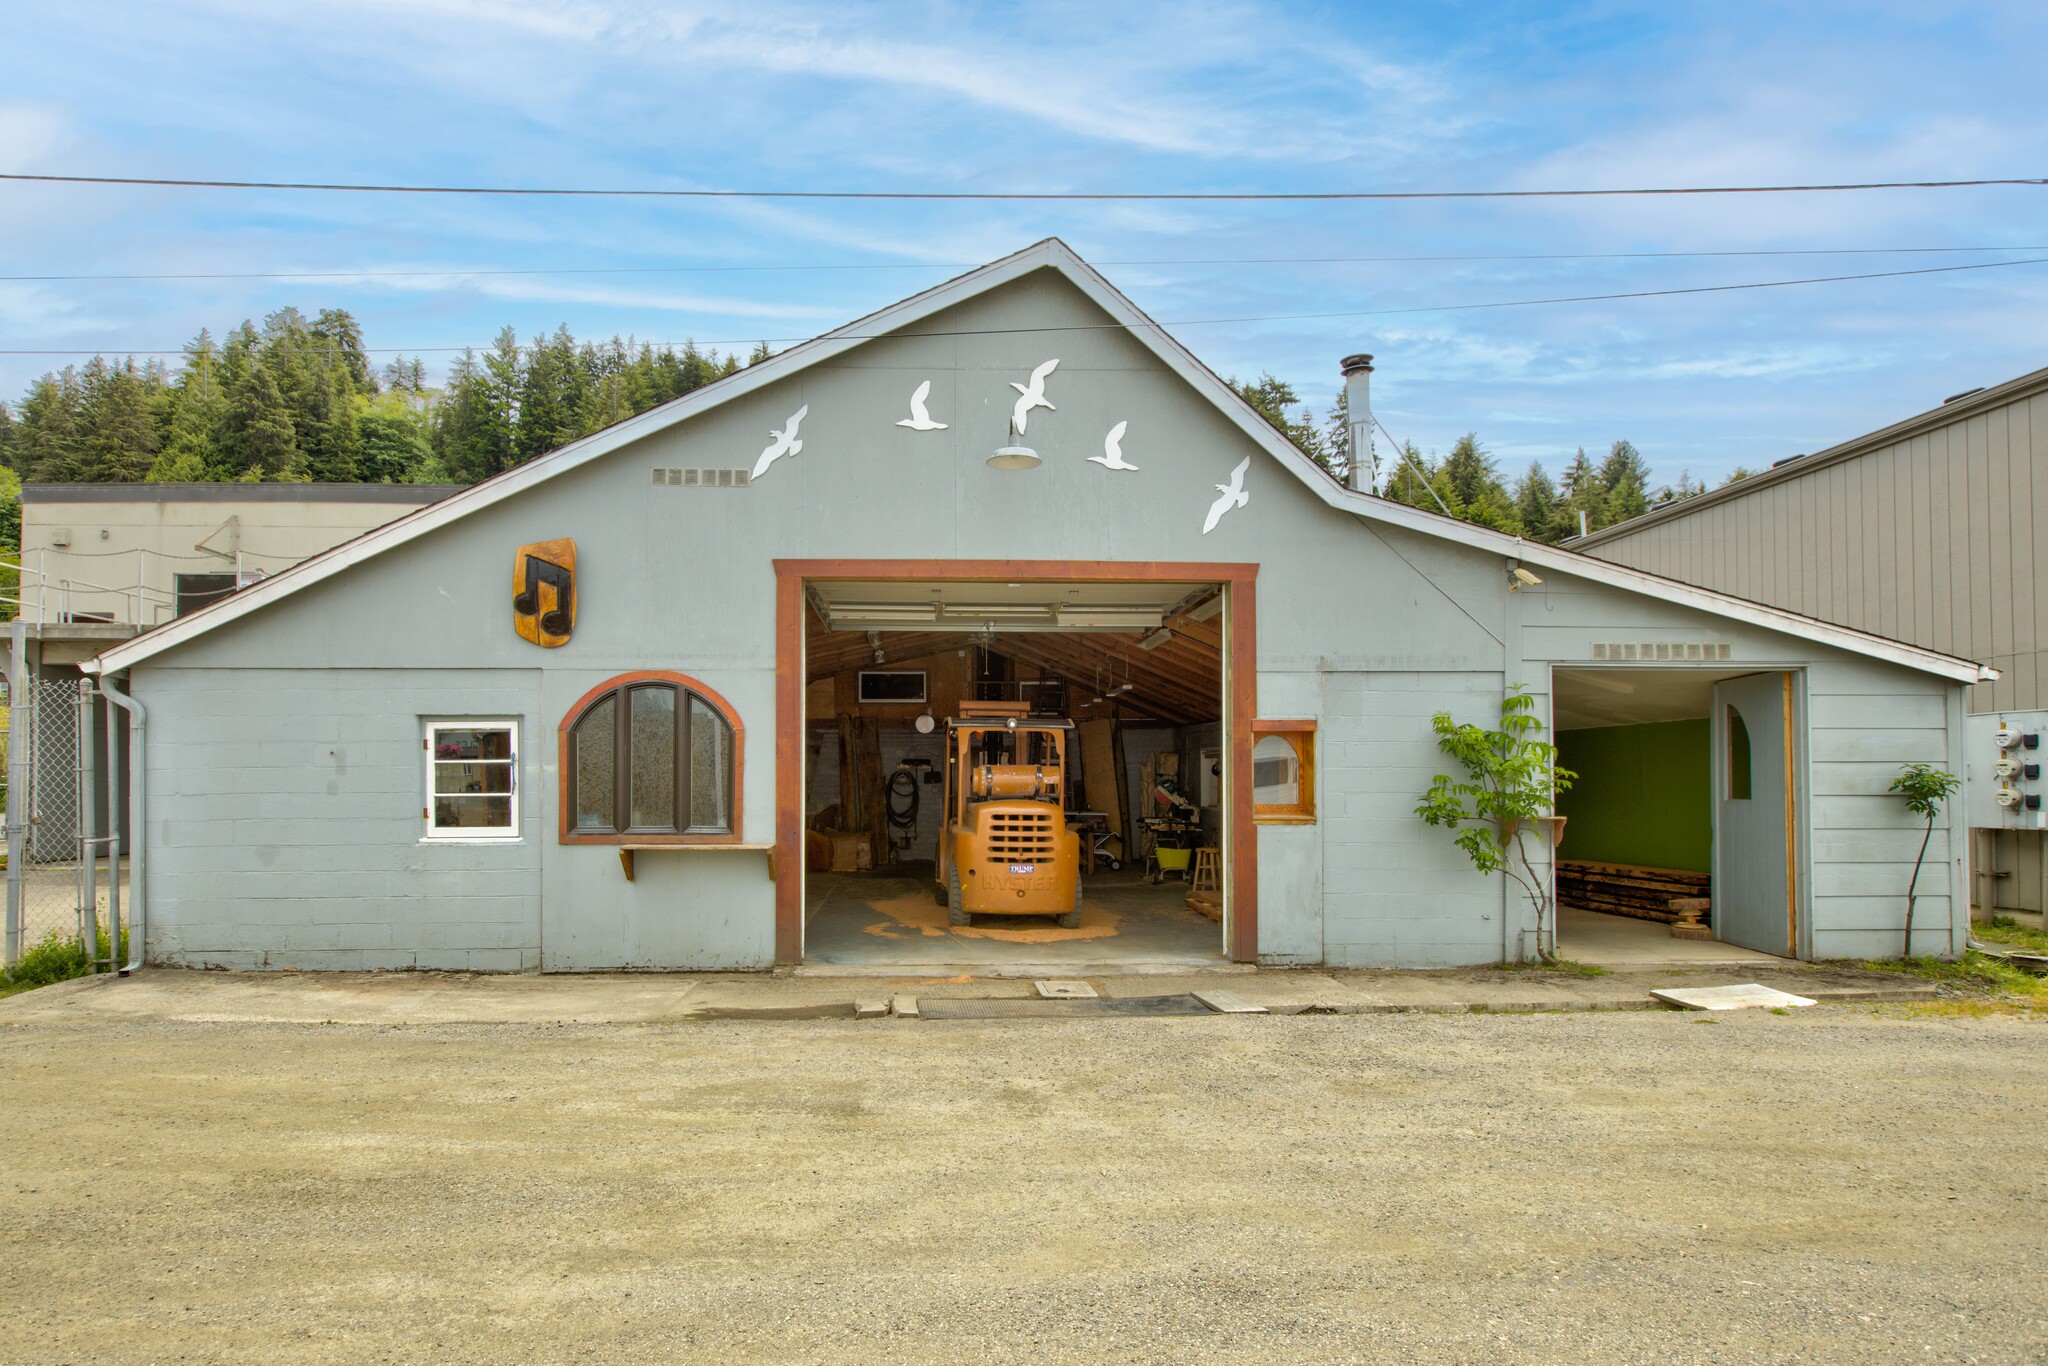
(80, 242), (1989, 973)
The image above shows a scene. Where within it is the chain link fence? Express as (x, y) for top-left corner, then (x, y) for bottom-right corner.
(5, 675), (120, 966)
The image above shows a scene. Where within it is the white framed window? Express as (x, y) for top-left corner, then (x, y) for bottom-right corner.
(424, 720), (520, 840)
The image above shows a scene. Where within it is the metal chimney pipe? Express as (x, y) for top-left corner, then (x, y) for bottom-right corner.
(1340, 354), (1375, 492)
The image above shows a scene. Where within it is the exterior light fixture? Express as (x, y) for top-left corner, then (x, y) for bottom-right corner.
(1508, 566), (1543, 591)
(987, 418), (1041, 471)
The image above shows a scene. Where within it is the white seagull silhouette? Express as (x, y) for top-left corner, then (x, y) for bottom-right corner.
(1008, 358), (1059, 433)
(1088, 420), (1139, 472)
(1202, 457), (1251, 534)
(751, 405), (809, 478)
(895, 380), (947, 431)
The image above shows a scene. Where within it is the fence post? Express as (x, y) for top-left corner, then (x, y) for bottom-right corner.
(4, 619), (24, 966)
(77, 678), (97, 965)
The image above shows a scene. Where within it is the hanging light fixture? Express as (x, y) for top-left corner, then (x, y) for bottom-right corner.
(987, 417), (1041, 471)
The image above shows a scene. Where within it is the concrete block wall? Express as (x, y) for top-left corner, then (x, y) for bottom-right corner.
(1318, 670), (1509, 967)
(138, 665), (543, 971)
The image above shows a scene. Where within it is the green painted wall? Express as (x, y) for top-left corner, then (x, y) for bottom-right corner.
(1555, 719), (1711, 872)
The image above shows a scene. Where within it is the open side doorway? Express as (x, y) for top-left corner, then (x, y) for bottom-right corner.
(773, 561), (1258, 969)
(1552, 666), (1798, 966)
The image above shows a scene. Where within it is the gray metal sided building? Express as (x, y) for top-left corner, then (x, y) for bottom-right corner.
(69, 242), (1990, 974)
(1573, 366), (2048, 914)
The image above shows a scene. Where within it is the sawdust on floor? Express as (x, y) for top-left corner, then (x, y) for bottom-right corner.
(857, 887), (1121, 943)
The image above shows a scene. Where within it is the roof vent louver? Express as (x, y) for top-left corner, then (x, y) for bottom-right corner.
(1590, 641), (1732, 662)
(653, 467), (752, 488)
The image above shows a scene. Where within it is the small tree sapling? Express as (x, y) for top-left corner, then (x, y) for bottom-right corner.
(1415, 687), (1577, 961)
(1888, 762), (1961, 959)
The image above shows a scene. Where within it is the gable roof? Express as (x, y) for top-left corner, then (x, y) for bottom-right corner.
(1571, 361), (2048, 550)
(84, 239), (1992, 685)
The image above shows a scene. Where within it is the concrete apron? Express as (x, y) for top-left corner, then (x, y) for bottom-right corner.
(2, 963), (1937, 1026)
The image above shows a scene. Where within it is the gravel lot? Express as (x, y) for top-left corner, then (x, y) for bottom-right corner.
(1, 1006), (2044, 1363)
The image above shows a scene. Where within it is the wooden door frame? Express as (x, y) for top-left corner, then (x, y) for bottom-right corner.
(774, 559), (1259, 964)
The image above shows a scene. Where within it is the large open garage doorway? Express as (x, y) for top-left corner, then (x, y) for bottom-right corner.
(773, 562), (1255, 970)
(1551, 667), (1804, 965)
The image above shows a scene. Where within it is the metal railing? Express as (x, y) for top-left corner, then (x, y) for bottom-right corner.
(0, 545), (300, 627)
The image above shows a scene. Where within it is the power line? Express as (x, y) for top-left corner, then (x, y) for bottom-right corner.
(3, 172), (2044, 200)
(5, 244), (2046, 284)
(4, 254), (2042, 359)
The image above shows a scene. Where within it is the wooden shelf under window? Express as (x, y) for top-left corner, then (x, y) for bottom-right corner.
(617, 844), (777, 882)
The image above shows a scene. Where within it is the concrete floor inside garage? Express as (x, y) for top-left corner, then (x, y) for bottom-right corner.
(803, 862), (1226, 971)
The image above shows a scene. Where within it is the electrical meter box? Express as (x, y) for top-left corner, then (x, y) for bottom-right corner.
(1964, 710), (2048, 830)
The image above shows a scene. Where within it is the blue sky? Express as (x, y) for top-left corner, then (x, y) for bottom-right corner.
(3, 0), (2044, 488)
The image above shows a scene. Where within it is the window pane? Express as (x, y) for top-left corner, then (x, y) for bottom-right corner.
(433, 728), (511, 761)
(574, 697), (617, 831)
(1253, 734), (1299, 806)
(629, 686), (678, 830)
(690, 695), (732, 830)
(434, 760), (513, 795)
(434, 795), (512, 830)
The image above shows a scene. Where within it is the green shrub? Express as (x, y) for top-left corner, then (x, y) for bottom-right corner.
(1, 926), (124, 997)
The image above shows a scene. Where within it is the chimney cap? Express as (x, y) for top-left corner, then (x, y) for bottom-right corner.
(1340, 353), (1375, 376)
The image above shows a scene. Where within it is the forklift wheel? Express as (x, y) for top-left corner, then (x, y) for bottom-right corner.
(947, 867), (969, 927)
(1056, 882), (1082, 929)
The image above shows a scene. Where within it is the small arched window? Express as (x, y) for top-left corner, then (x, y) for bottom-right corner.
(1725, 704), (1752, 801)
(559, 672), (741, 842)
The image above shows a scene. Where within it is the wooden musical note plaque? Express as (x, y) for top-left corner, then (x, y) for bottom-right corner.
(513, 539), (576, 648)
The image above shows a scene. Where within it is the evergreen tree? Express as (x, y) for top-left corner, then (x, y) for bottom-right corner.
(220, 359), (302, 480)
(1436, 434), (1521, 533)
(1232, 373), (1337, 475)
(0, 401), (16, 473)
(1320, 389), (1357, 486)
(1382, 441), (1452, 514)
(1653, 470), (1707, 504)
(16, 370), (84, 482)
(312, 308), (376, 395)
(380, 356), (429, 397)
(72, 357), (161, 482)
(514, 325), (584, 464)
(1722, 466), (1755, 486)
(435, 348), (515, 483)
(151, 329), (227, 481)
(747, 340), (773, 366)
(678, 341), (720, 395)
(1513, 461), (1567, 541)
(296, 361), (362, 482)
(1559, 447), (1605, 538)
(1599, 438), (1651, 526)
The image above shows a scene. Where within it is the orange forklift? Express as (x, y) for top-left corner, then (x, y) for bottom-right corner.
(934, 702), (1085, 927)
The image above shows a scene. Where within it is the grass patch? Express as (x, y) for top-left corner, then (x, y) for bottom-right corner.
(1976, 916), (2048, 955)
(1495, 957), (1609, 977)
(1877, 998), (2048, 1020)
(0, 927), (122, 1000)
(1861, 950), (2048, 1002)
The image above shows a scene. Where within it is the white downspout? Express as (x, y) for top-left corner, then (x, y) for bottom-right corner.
(95, 672), (145, 975)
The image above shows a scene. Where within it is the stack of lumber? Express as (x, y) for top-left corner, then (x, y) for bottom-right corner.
(1185, 890), (1222, 922)
(1556, 860), (1710, 925)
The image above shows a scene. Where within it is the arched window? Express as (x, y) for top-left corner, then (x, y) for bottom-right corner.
(559, 672), (742, 842)
(1725, 704), (1752, 801)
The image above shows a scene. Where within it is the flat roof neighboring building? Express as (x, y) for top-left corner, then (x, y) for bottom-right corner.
(11, 483), (462, 668)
